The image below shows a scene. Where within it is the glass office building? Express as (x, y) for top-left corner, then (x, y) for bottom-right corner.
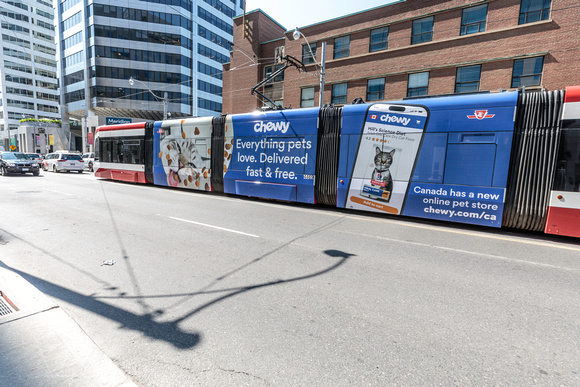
(56, 0), (242, 150)
(0, 0), (60, 151)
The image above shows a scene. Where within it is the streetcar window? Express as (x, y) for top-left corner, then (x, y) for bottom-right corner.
(114, 141), (124, 163)
(412, 133), (447, 183)
(444, 143), (496, 186)
(553, 129), (580, 192)
(123, 139), (142, 164)
(101, 139), (112, 163)
(94, 138), (100, 160)
(99, 136), (144, 164)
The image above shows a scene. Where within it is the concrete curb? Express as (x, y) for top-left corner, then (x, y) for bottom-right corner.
(0, 266), (138, 387)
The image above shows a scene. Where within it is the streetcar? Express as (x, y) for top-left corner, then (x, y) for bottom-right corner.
(94, 86), (580, 239)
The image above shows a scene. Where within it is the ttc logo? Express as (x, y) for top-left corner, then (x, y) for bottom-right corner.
(467, 110), (495, 120)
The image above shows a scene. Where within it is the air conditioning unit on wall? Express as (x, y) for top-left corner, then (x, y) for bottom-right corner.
(274, 46), (285, 64)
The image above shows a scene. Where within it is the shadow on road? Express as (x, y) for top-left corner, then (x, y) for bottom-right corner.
(0, 227), (355, 350)
(0, 181), (356, 349)
(0, 260), (201, 349)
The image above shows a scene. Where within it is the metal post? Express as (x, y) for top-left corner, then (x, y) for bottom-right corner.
(129, 77), (169, 120)
(163, 91), (168, 120)
(319, 41), (326, 107)
(81, 116), (86, 153)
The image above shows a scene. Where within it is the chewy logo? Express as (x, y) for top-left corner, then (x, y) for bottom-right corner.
(254, 121), (290, 134)
(380, 114), (411, 126)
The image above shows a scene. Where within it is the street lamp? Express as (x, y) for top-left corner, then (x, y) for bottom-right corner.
(293, 27), (326, 107)
(128, 77), (168, 120)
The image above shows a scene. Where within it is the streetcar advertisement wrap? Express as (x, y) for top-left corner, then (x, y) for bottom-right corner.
(403, 183), (506, 227)
(345, 104), (428, 215)
(153, 117), (216, 190)
(342, 95), (514, 228)
(97, 86), (580, 237)
(223, 109), (319, 203)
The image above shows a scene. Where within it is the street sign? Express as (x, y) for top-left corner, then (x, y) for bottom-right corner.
(10, 145), (16, 150)
(106, 117), (132, 125)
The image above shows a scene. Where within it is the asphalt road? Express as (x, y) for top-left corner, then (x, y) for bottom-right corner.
(1, 171), (579, 386)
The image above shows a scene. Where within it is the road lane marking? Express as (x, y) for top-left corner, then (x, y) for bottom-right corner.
(167, 216), (259, 238)
(101, 178), (577, 251)
(336, 229), (580, 272)
(348, 215), (580, 252)
(45, 189), (77, 196)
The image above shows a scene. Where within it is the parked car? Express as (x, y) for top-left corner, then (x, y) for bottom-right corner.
(26, 153), (44, 166)
(43, 151), (84, 173)
(82, 152), (95, 172)
(0, 152), (40, 176)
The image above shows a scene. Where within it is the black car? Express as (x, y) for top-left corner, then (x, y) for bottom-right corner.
(0, 152), (40, 176)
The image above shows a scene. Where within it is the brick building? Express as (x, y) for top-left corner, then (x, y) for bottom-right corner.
(222, 0), (580, 114)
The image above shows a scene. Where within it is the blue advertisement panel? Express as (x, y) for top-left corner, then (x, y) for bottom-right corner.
(224, 110), (319, 203)
(403, 182), (505, 227)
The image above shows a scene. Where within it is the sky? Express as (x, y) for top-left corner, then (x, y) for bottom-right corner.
(244, 0), (399, 31)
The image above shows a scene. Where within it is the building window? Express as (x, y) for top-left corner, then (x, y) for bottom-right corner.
(198, 97), (222, 113)
(519, 0), (551, 24)
(198, 80), (222, 96)
(198, 25), (232, 51)
(198, 43), (229, 64)
(333, 36), (350, 59)
(264, 64), (284, 83)
(302, 43), (317, 65)
(301, 87), (315, 107)
(264, 99), (283, 109)
(407, 72), (429, 97)
(455, 65), (481, 93)
(331, 83), (347, 104)
(411, 16), (433, 44)
(367, 78), (385, 101)
(461, 4), (487, 35)
(370, 26), (388, 52)
(512, 57), (544, 88)
(198, 62), (222, 80)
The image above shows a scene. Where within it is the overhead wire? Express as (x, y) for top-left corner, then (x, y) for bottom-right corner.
(75, 0), (580, 110)
(7, 0), (574, 113)
(218, 2), (580, 101)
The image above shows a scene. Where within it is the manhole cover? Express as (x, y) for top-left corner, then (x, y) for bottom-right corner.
(0, 291), (18, 316)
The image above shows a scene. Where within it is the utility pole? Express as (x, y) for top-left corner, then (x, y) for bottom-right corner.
(319, 42), (326, 107)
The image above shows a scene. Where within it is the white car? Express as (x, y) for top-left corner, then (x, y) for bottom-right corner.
(25, 153), (44, 167)
(82, 152), (95, 172)
(43, 151), (84, 173)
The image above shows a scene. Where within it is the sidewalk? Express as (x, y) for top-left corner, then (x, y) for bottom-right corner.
(0, 266), (137, 387)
